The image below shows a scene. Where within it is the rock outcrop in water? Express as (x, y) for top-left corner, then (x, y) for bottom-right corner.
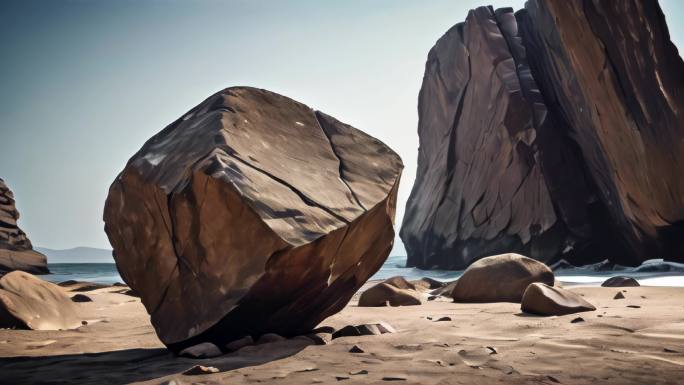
(103, 87), (402, 353)
(0, 179), (48, 275)
(401, 0), (684, 269)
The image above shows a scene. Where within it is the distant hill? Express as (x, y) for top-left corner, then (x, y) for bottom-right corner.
(35, 246), (114, 264)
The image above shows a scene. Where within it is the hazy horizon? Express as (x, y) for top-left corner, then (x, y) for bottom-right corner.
(2, 0), (683, 254)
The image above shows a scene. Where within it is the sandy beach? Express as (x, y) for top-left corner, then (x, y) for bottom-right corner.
(1, 282), (683, 385)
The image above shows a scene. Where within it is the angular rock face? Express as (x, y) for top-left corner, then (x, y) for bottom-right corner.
(521, 282), (596, 316)
(103, 87), (402, 352)
(0, 179), (48, 275)
(401, 0), (684, 269)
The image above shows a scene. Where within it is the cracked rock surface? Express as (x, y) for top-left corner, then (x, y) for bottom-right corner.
(103, 86), (403, 353)
(0, 178), (48, 275)
(401, 1), (684, 269)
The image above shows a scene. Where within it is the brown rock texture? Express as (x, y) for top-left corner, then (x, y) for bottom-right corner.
(521, 282), (596, 316)
(0, 271), (80, 330)
(450, 253), (554, 303)
(401, 0), (684, 269)
(358, 282), (422, 307)
(0, 179), (48, 275)
(103, 87), (403, 353)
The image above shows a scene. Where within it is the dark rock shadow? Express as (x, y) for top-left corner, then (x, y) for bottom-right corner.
(0, 339), (313, 385)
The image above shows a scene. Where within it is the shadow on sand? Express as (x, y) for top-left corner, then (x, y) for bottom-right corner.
(0, 339), (313, 385)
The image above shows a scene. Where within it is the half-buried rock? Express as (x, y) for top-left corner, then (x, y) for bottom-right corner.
(103, 87), (403, 353)
(358, 282), (421, 307)
(450, 253), (554, 303)
(601, 276), (640, 287)
(521, 283), (596, 316)
(0, 271), (81, 330)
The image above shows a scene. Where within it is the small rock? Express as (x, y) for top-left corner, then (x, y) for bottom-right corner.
(349, 345), (365, 353)
(306, 332), (332, 345)
(183, 365), (219, 375)
(486, 346), (498, 354)
(179, 342), (222, 358)
(626, 305), (641, 308)
(570, 317), (584, 323)
(426, 316), (433, 320)
(547, 375), (561, 383)
(225, 335), (254, 352)
(435, 316), (451, 322)
(81, 320), (88, 326)
(613, 292), (625, 300)
(333, 325), (362, 338)
(71, 294), (93, 303)
(601, 276), (640, 287)
(382, 376), (407, 381)
(664, 347), (680, 353)
(257, 333), (286, 344)
(335, 375), (350, 381)
(350, 369), (368, 375)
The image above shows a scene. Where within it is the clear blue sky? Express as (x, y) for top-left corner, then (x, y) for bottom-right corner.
(1, 0), (683, 253)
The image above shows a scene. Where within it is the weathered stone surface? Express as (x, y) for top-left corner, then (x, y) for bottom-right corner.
(103, 87), (403, 353)
(358, 282), (422, 307)
(0, 179), (48, 275)
(450, 254), (554, 303)
(521, 282), (596, 316)
(602, 276), (640, 287)
(0, 271), (80, 330)
(401, 1), (684, 269)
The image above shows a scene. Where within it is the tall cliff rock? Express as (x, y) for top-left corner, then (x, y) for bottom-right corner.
(104, 87), (402, 352)
(0, 179), (48, 275)
(401, 0), (684, 269)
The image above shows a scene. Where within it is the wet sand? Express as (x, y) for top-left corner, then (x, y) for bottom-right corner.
(1, 284), (683, 384)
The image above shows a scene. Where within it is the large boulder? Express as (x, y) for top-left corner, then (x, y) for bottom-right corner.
(103, 87), (403, 353)
(0, 179), (48, 275)
(450, 253), (554, 303)
(400, 1), (684, 270)
(0, 271), (80, 330)
(521, 283), (596, 316)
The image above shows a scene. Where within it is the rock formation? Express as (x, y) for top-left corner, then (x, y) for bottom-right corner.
(0, 271), (81, 330)
(0, 179), (48, 275)
(401, 0), (684, 269)
(103, 87), (403, 353)
(449, 253), (554, 303)
(521, 282), (596, 316)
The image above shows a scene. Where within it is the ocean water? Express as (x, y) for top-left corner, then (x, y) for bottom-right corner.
(43, 255), (684, 287)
